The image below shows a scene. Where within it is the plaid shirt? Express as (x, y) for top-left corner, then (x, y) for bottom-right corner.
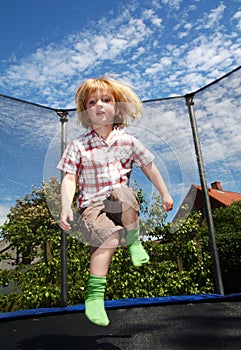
(57, 127), (154, 208)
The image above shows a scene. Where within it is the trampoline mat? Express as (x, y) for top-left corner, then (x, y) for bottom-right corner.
(1, 301), (241, 349)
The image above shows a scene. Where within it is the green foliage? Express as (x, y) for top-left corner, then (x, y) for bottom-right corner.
(133, 182), (167, 239)
(201, 201), (241, 294)
(107, 228), (213, 300)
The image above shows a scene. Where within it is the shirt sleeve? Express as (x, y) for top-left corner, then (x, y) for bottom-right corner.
(57, 140), (81, 175)
(132, 137), (155, 168)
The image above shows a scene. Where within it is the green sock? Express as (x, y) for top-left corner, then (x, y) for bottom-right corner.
(126, 227), (150, 267)
(85, 274), (109, 326)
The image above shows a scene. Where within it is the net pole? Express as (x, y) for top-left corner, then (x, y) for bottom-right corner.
(57, 110), (69, 307)
(185, 95), (224, 295)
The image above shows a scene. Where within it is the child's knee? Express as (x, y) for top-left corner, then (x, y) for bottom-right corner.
(111, 187), (140, 212)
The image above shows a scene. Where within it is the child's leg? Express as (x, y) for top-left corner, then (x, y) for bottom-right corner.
(89, 231), (119, 276)
(122, 205), (150, 267)
(109, 188), (149, 267)
(85, 231), (119, 326)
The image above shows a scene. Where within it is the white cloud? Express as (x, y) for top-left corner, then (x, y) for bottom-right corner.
(194, 2), (226, 31)
(143, 8), (163, 27)
(151, 17), (163, 27)
(161, 0), (182, 10)
(145, 56), (172, 75)
(204, 2), (226, 29)
(0, 204), (11, 227)
(233, 10), (241, 30)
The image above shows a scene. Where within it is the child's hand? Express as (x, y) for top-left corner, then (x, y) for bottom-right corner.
(162, 193), (174, 212)
(60, 208), (73, 231)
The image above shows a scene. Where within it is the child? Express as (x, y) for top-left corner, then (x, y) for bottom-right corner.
(58, 76), (173, 326)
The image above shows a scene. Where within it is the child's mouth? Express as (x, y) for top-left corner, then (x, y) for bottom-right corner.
(96, 111), (105, 116)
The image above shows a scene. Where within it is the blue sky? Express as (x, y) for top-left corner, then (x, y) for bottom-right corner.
(1, 0), (241, 226)
(1, 0), (241, 106)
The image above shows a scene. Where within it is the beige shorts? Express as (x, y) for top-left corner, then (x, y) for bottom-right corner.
(78, 187), (140, 254)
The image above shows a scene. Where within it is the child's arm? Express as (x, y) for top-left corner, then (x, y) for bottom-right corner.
(60, 173), (78, 231)
(141, 162), (174, 211)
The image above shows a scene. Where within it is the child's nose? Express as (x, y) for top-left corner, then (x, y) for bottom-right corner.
(96, 99), (103, 106)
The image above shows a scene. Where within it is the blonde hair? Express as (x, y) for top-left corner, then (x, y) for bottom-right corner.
(75, 75), (143, 128)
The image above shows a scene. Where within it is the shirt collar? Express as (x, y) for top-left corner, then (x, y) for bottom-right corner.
(83, 126), (121, 141)
(83, 128), (95, 138)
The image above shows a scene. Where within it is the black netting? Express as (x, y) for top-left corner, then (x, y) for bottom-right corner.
(0, 97), (59, 221)
(1, 66), (241, 304)
(193, 66), (241, 192)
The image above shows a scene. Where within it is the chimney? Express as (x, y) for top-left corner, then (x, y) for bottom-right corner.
(211, 181), (223, 191)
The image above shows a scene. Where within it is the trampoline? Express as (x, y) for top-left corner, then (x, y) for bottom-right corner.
(1, 68), (241, 349)
(1, 294), (241, 349)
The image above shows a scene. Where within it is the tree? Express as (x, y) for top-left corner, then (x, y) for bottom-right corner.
(0, 178), (62, 310)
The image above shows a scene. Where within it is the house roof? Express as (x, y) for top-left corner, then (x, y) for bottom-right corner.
(194, 184), (241, 206)
(173, 181), (241, 221)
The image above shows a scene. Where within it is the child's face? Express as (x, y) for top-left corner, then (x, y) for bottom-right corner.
(86, 89), (116, 128)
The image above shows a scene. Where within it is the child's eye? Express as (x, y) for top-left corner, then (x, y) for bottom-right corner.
(88, 99), (96, 106)
(103, 96), (115, 103)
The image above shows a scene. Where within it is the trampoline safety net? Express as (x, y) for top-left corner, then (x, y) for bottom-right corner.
(0, 66), (241, 313)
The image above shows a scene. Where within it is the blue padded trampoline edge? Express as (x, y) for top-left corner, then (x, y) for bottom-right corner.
(1, 293), (240, 321)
